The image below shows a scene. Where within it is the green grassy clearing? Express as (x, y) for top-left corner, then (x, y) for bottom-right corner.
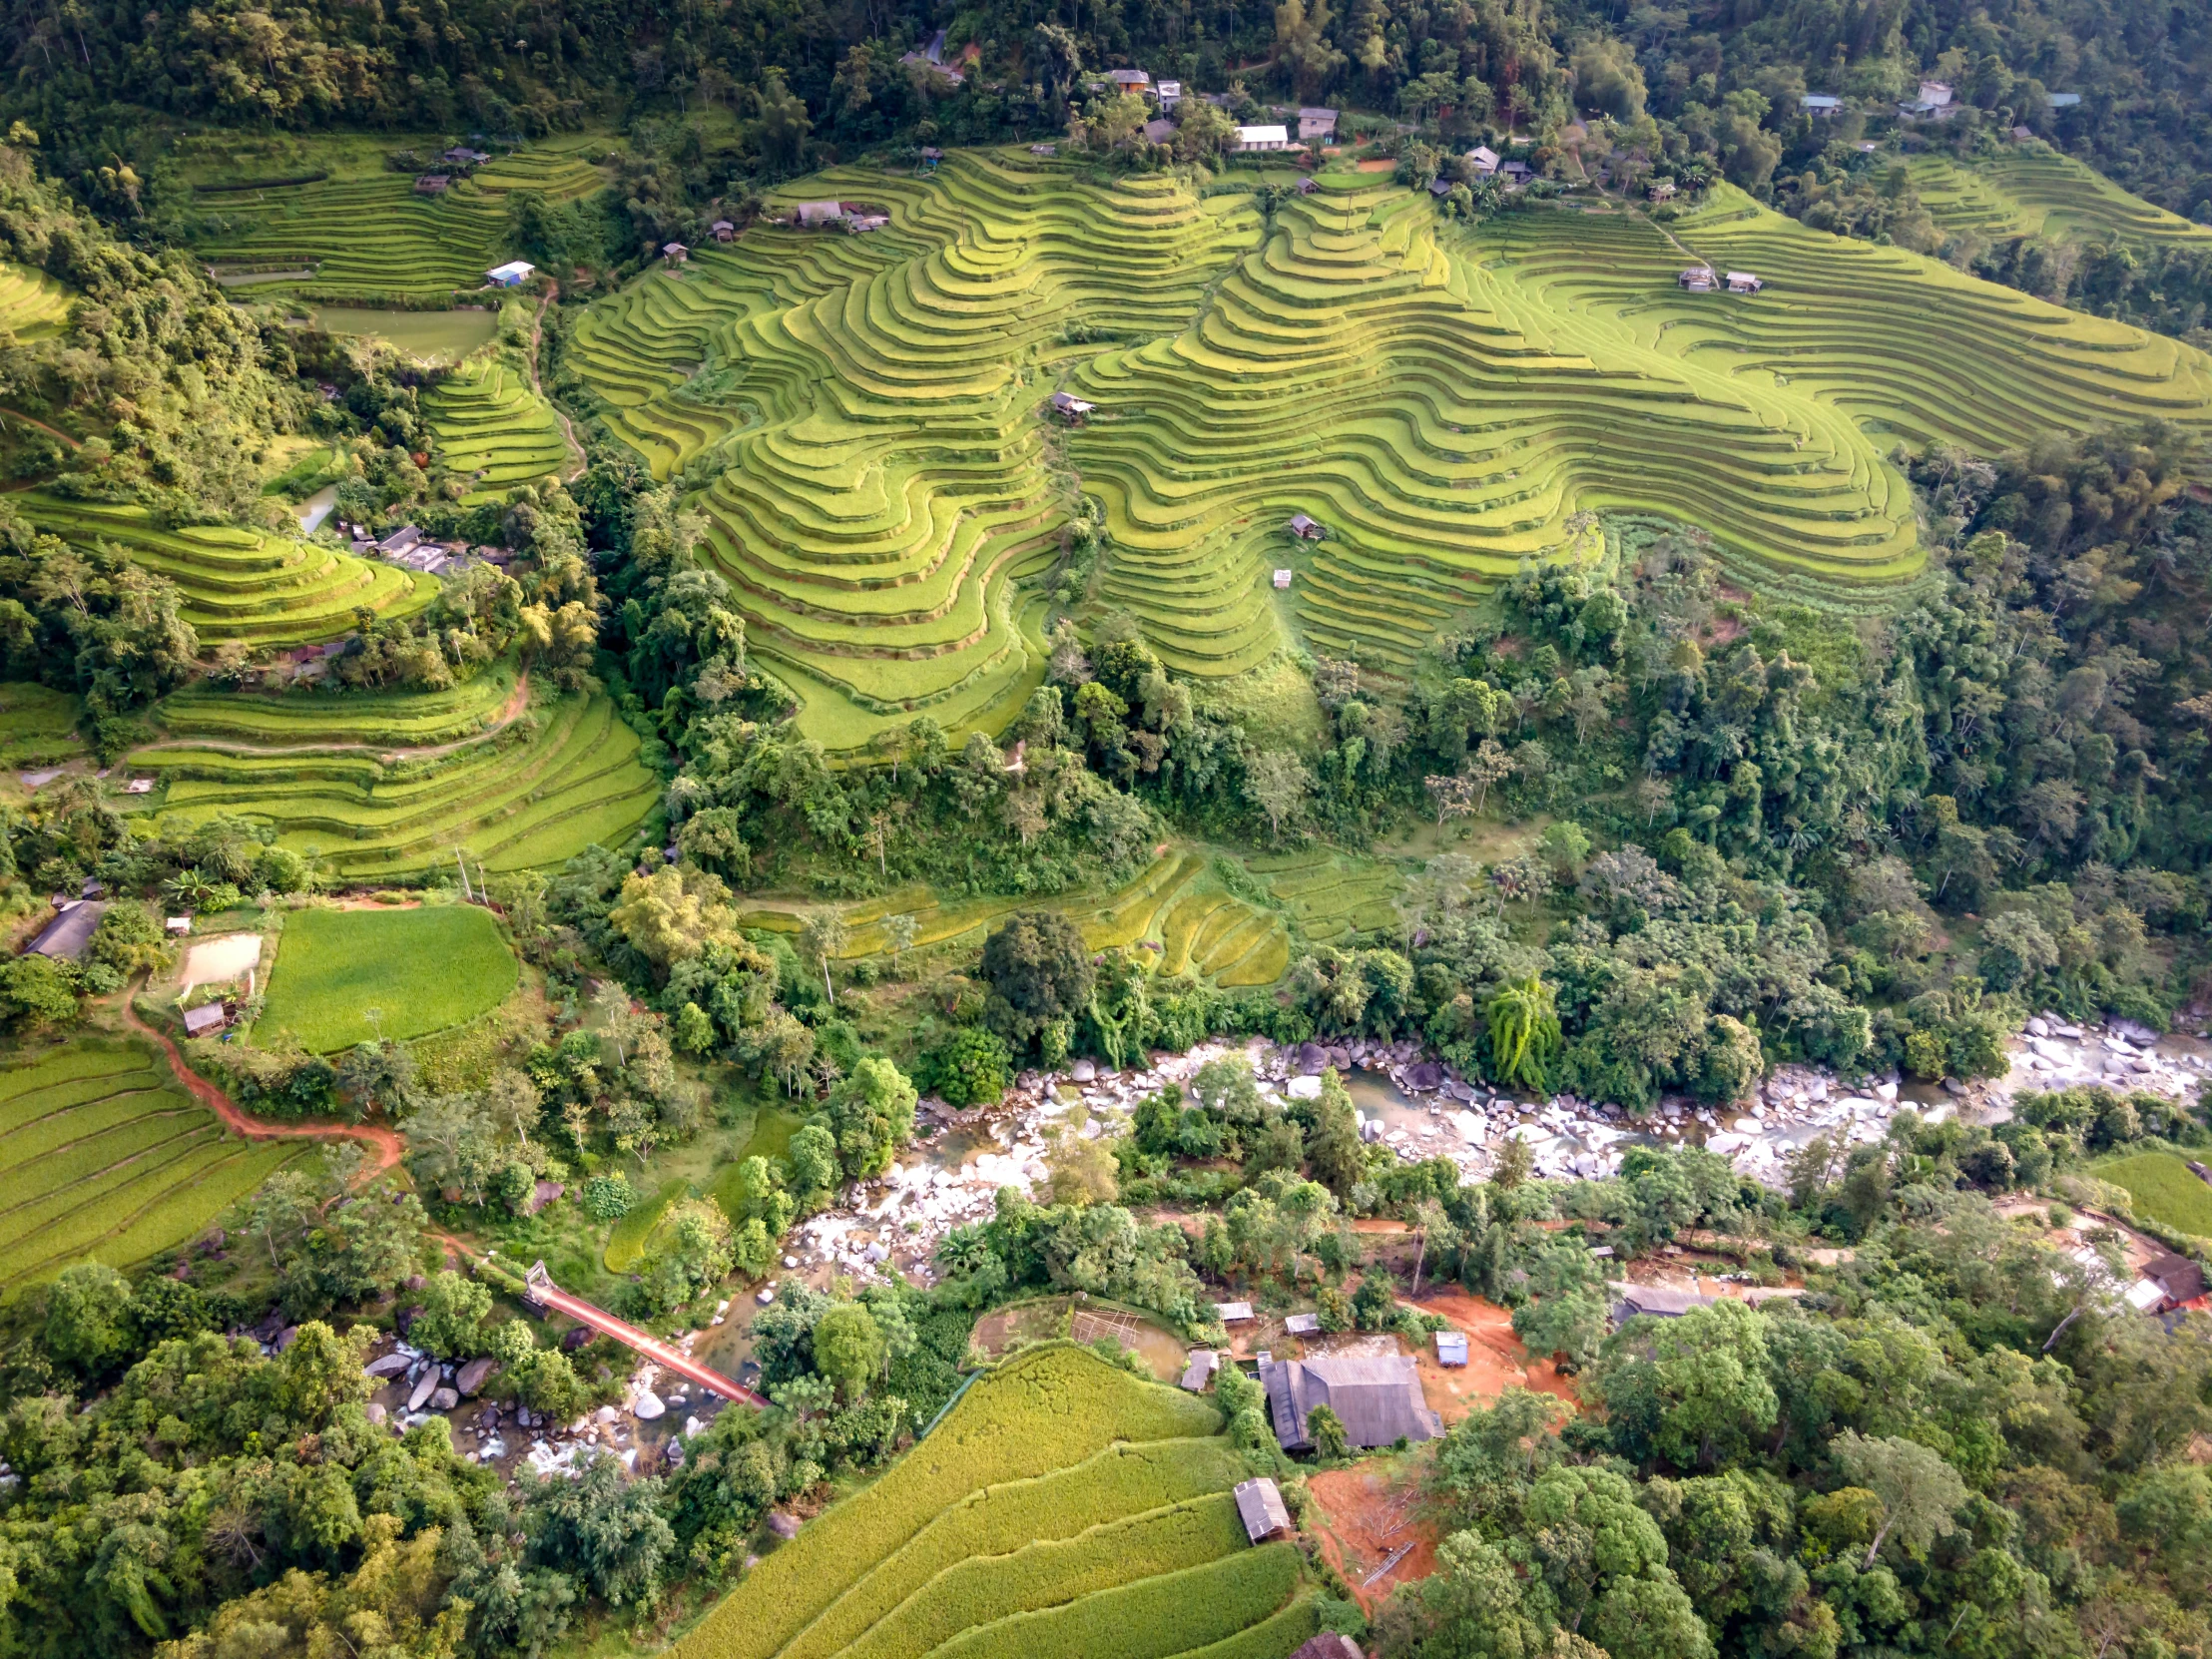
(314, 305), (502, 359)
(0, 682), (82, 769)
(2093, 1150), (2212, 1239)
(257, 904), (519, 1052)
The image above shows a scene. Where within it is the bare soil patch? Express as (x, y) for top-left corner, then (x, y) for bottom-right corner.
(1308, 1456), (1441, 1612)
(1406, 1287), (1580, 1419)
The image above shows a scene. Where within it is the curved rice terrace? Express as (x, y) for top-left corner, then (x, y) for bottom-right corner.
(1905, 147), (2212, 251)
(0, 260), (70, 341)
(15, 494), (438, 647)
(561, 152), (1261, 754)
(0, 1038), (314, 1297)
(423, 352), (571, 503)
(122, 681), (661, 880)
(186, 147), (605, 301)
(562, 155), (2212, 750)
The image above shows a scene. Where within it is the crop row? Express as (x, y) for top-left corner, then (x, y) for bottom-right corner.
(929, 1544), (1306, 1659)
(0, 261), (71, 341)
(147, 667), (517, 750)
(678, 1345), (1223, 1659)
(422, 356), (571, 502)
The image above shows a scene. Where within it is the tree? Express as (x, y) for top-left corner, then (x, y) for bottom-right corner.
(799, 910), (849, 1005)
(789, 1123), (840, 1207)
(1309, 1402), (1350, 1458)
(813, 1302), (886, 1397)
(980, 911), (1095, 1056)
(1245, 750), (1311, 842)
(522, 1454), (675, 1607)
(826, 1055), (917, 1180)
(41, 1262), (135, 1381)
(1831, 1430), (1969, 1568)
(1487, 976), (1561, 1093)
(410, 1269), (492, 1358)
(1309, 1068), (1367, 1197)
(883, 911), (918, 969)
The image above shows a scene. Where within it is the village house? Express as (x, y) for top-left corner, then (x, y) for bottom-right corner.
(1235, 125), (1291, 153)
(1648, 177), (1677, 201)
(2129, 1252), (2207, 1314)
(1259, 1353), (1442, 1452)
(1234, 1478), (1295, 1543)
(1049, 391), (1094, 424)
(2047, 92), (2082, 109)
(663, 242), (689, 264)
(1799, 94), (1842, 117)
(378, 525), (423, 556)
(1428, 177), (1453, 198)
(1155, 80), (1183, 108)
(25, 900), (105, 962)
(443, 146), (490, 166)
(1899, 79), (1956, 119)
(1179, 1349), (1219, 1391)
(1434, 1331), (1469, 1367)
(485, 260), (535, 286)
(1499, 159), (1532, 184)
(1215, 1300), (1255, 1323)
(1727, 271), (1763, 292)
(1678, 265), (1718, 291)
(414, 174), (450, 195)
(1030, 143), (1058, 157)
(1289, 513), (1325, 539)
(1108, 68), (1151, 92)
(1466, 145), (1499, 177)
(1284, 1313), (1321, 1335)
(1610, 1282), (1715, 1326)
(182, 1003), (230, 1038)
(1298, 107), (1338, 142)
(1143, 119), (1175, 145)
(711, 220), (735, 242)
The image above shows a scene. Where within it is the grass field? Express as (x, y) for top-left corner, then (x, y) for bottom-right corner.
(2093, 1150), (2212, 1239)
(0, 1038), (312, 1296)
(551, 152), (2212, 751)
(676, 1343), (1314, 1659)
(124, 676), (662, 880)
(258, 904), (519, 1051)
(13, 493), (437, 648)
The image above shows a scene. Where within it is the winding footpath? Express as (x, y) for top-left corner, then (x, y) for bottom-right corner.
(121, 990), (405, 1181)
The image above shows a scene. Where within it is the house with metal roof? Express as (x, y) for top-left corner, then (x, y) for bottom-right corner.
(1609, 1282), (1716, 1326)
(1234, 1477), (1295, 1542)
(1259, 1353), (1442, 1451)
(26, 900), (105, 961)
(1235, 125), (1291, 152)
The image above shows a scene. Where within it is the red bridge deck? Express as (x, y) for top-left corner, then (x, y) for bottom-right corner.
(524, 1261), (766, 1407)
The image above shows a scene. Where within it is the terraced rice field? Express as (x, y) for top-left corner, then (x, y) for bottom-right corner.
(0, 261), (71, 341)
(123, 682), (661, 880)
(259, 904), (519, 1052)
(187, 147), (605, 301)
(560, 152), (1260, 752)
(1246, 850), (1405, 945)
(15, 494), (437, 647)
(1907, 147), (2212, 251)
(0, 1038), (311, 1296)
(423, 354), (571, 502)
(0, 682), (81, 769)
(677, 1343), (1316, 1659)
(742, 847), (1296, 987)
(560, 154), (2212, 743)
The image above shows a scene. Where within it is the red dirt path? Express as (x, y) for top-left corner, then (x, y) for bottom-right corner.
(1308, 1459), (1441, 1613)
(122, 991), (403, 1182)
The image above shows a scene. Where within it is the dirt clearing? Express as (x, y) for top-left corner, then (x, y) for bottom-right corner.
(1308, 1456), (1441, 1612)
(1405, 1287), (1579, 1421)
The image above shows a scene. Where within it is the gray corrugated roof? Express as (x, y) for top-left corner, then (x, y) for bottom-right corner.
(1234, 1476), (1293, 1540)
(28, 900), (105, 961)
(1262, 1354), (1440, 1449)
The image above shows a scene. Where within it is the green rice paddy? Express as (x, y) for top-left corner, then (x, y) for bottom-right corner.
(313, 305), (502, 360)
(0, 1038), (312, 1297)
(553, 153), (2212, 752)
(123, 678), (662, 881)
(13, 493), (437, 648)
(423, 353), (571, 501)
(258, 904), (520, 1052)
(1906, 146), (2212, 252)
(0, 261), (71, 342)
(0, 682), (81, 769)
(2093, 1150), (2212, 1239)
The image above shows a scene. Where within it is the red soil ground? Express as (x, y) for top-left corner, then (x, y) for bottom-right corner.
(1308, 1458), (1441, 1613)
(1403, 1286), (1579, 1422)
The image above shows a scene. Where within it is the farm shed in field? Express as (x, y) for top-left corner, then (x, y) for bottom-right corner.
(1274, 568), (1295, 588)
(1048, 391), (1094, 423)
(1678, 266), (1717, 291)
(1297, 178), (1318, 194)
(1216, 1300), (1255, 1323)
(1727, 272), (1763, 292)
(1180, 1349), (1219, 1390)
(183, 1003), (230, 1037)
(797, 201), (845, 227)
(485, 261), (535, 286)
(712, 220), (735, 242)
(1235, 1477), (1295, 1542)
(1435, 1331), (1469, 1366)
(444, 147), (491, 165)
(1291, 1635), (1367, 1659)
(1428, 178), (1452, 198)
(1284, 1312), (1321, 1334)
(1647, 178), (1676, 200)
(27, 900), (106, 961)
(414, 174), (450, 194)
(1031, 143), (1058, 156)
(663, 242), (689, 263)
(1610, 1282), (1715, 1326)
(1260, 1353), (1441, 1451)
(1289, 513), (1325, 539)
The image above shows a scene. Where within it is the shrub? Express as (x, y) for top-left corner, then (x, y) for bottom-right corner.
(583, 1172), (634, 1221)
